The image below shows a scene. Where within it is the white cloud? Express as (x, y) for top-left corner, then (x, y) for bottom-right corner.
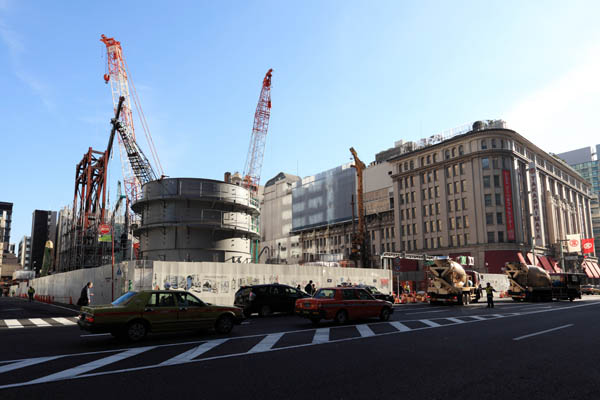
(504, 45), (600, 154)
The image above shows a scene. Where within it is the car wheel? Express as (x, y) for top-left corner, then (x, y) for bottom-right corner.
(126, 320), (147, 342)
(259, 305), (271, 317)
(334, 310), (348, 324)
(215, 315), (234, 334)
(380, 307), (391, 321)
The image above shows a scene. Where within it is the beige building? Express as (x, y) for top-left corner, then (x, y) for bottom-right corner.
(388, 120), (595, 273)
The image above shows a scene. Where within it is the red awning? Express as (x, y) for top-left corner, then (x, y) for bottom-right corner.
(526, 253), (535, 265)
(517, 252), (526, 264)
(588, 261), (600, 279)
(549, 257), (562, 273)
(538, 256), (554, 273)
(582, 261), (595, 278)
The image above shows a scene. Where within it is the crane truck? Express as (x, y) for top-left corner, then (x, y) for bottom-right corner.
(504, 262), (583, 302)
(427, 258), (481, 305)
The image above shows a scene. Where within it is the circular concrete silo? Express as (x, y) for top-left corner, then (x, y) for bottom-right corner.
(132, 178), (260, 262)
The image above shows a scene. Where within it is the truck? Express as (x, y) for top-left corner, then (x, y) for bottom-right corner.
(505, 262), (583, 302)
(427, 258), (482, 305)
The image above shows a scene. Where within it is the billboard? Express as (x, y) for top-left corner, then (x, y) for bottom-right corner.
(502, 169), (515, 241)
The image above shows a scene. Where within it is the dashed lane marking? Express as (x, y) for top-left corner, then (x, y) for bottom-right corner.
(0, 301), (598, 390)
(513, 324), (574, 341)
(4, 320), (23, 329)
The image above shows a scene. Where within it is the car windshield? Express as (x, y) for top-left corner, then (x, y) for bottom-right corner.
(111, 291), (137, 306)
(314, 289), (336, 299)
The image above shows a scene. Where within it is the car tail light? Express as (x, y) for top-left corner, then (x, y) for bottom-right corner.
(249, 292), (256, 301)
(85, 315), (94, 323)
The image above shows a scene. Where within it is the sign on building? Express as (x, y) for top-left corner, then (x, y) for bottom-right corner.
(502, 169), (515, 241)
(528, 163), (543, 245)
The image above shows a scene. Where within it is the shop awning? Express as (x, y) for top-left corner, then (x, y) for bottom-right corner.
(582, 261), (595, 278)
(517, 252), (527, 264)
(549, 257), (562, 273)
(588, 261), (600, 279)
(538, 256), (554, 273)
(526, 253), (535, 265)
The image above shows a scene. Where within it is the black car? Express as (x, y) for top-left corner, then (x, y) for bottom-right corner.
(357, 285), (394, 303)
(234, 284), (310, 317)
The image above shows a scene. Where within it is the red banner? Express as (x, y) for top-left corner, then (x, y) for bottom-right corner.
(582, 238), (595, 254)
(502, 170), (515, 241)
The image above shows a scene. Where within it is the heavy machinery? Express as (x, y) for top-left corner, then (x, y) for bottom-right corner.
(505, 262), (582, 301)
(427, 258), (481, 305)
(349, 147), (368, 267)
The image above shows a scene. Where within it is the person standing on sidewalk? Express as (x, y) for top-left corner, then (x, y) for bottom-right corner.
(77, 282), (93, 307)
(27, 286), (35, 302)
(305, 280), (313, 295)
(485, 282), (496, 308)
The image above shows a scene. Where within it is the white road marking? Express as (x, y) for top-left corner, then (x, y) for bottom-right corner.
(389, 321), (411, 332)
(3, 308), (23, 311)
(1, 301), (599, 390)
(445, 317), (465, 324)
(513, 324), (574, 341)
(405, 309), (450, 315)
(4, 319), (23, 329)
(52, 317), (76, 325)
(356, 324), (375, 337)
(28, 346), (155, 384)
(160, 339), (228, 365)
(29, 318), (51, 327)
(0, 356), (64, 374)
(248, 333), (285, 353)
(312, 328), (330, 344)
(419, 319), (441, 327)
(80, 333), (111, 337)
(470, 316), (486, 320)
(487, 314), (504, 318)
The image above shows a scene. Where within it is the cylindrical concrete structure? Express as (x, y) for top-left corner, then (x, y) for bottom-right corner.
(132, 178), (260, 263)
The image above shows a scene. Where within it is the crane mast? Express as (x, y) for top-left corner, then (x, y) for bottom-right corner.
(350, 147), (368, 267)
(242, 69), (273, 192)
(100, 34), (161, 206)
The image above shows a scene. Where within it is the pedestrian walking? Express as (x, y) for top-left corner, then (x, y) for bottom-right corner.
(27, 286), (35, 302)
(296, 284), (301, 291)
(305, 280), (313, 295)
(77, 282), (93, 307)
(485, 282), (496, 308)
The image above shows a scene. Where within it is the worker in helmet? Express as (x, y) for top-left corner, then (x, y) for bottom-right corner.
(485, 283), (497, 308)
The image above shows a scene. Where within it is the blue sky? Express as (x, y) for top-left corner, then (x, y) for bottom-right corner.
(2, 0), (600, 243)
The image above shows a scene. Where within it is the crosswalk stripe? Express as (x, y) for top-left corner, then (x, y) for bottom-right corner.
(445, 317), (465, 324)
(0, 356), (64, 374)
(52, 317), (76, 325)
(488, 314), (504, 318)
(356, 324), (375, 337)
(312, 328), (330, 344)
(160, 339), (229, 366)
(28, 346), (155, 384)
(248, 333), (285, 353)
(420, 319), (441, 327)
(389, 321), (411, 332)
(5, 320), (23, 329)
(470, 316), (486, 321)
(29, 318), (51, 327)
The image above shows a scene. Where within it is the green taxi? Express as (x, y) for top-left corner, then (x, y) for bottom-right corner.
(78, 290), (244, 341)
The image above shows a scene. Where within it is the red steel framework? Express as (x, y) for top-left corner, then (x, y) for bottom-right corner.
(242, 69), (273, 192)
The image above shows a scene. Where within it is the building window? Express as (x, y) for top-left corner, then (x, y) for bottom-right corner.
(437, 220), (442, 231)
(464, 233), (469, 245)
(413, 239), (417, 250)
(413, 223), (417, 235)
(483, 176), (491, 188)
(391, 227), (395, 238)
(424, 222), (429, 233)
(427, 155), (431, 164)
(492, 158), (499, 169)
(452, 148), (456, 157)
(430, 220), (435, 232)
(392, 242), (396, 251)
(484, 194), (492, 206)
(482, 158), (489, 169)
(427, 172), (432, 183)
(494, 175), (500, 187)
(487, 232), (495, 243)
(420, 157), (425, 167)
(437, 237), (442, 248)
(486, 213), (494, 225)
(433, 153), (438, 162)
(412, 208), (416, 219)
(381, 244), (385, 253)
(463, 215), (469, 228)
(459, 145), (464, 156)
(447, 183), (453, 195)
(495, 193), (502, 206)
(410, 160), (414, 170)
(449, 217), (455, 229)
(454, 182), (459, 193)
(420, 173), (425, 184)
(422, 189), (427, 200)
(455, 199), (461, 211)
(498, 231), (504, 243)
(428, 187), (432, 199)
(446, 166), (451, 178)
(386, 228), (389, 239)
(411, 192), (415, 202)
(410, 176), (414, 187)
(449, 235), (455, 247)
(497, 212), (503, 224)
(460, 163), (465, 174)
(435, 202), (440, 214)
(481, 140), (487, 150)
(491, 138), (497, 148)
(445, 150), (450, 159)
(456, 216), (462, 229)
(435, 186), (440, 197)
(461, 180), (466, 192)
(453, 164), (459, 176)
(448, 200), (454, 212)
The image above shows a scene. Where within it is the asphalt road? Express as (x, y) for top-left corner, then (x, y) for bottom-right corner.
(1, 295), (599, 399)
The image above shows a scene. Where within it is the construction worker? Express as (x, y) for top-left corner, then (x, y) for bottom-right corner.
(485, 282), (496, 308)
(27, 286), (35, 302)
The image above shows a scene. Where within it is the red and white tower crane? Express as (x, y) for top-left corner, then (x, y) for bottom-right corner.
(242, 69), (273, 193)
(100, 34), (163, 208)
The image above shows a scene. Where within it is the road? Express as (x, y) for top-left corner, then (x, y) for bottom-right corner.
(1, 295), (599, 399)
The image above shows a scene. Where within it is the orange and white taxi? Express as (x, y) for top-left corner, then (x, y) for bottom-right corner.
(295, 287), (393, 325)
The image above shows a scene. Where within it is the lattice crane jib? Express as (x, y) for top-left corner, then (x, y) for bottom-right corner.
(243, 69), (273, 192)
(100, 35), (160, 208)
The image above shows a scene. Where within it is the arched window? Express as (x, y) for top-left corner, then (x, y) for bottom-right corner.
(404, 162), (408, 171)
(459, 145), (464, 155)
(433, 153), (438, 162)
(409, 160), (414, 170)
(451, 148), (456, 157)
(427, 155), (431, 164)
(445, 150), (450, 160)
(481, 140), (487, 150)
(420, 157), (425, 167)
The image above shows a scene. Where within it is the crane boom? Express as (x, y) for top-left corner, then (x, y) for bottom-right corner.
(242, 69), (273, 191)
(350, 147), (367, 267)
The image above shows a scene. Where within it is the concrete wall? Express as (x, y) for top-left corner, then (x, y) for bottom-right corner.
(13, 261), (393, 307)
(479, 273), (509, 293)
